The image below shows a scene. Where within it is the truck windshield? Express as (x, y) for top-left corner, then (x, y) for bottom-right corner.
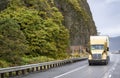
(91, 45), (104, 50)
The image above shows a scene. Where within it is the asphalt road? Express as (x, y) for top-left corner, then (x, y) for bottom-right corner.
(21, 54), (120, 78)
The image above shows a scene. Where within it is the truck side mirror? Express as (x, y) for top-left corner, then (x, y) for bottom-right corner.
(107, 47), (109, 51)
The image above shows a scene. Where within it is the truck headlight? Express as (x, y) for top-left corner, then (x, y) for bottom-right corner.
(88, 54), (92, 60)
(102, 53), (107, 59)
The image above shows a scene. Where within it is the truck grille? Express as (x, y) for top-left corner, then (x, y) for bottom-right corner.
(92, 54), (102, 59)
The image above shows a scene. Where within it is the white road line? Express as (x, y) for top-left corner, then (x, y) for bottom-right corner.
(103, 59), (119, 78)
(53, 65), (87, 78)
(109, 75), (112, 78)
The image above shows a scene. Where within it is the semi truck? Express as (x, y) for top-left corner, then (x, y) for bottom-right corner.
(88, 36), (110, 65)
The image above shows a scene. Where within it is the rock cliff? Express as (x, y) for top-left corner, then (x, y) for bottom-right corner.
(54, 0), (97, 46)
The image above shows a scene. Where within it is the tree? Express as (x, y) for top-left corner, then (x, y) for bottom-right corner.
(0, 18), (28, 65)
(0, 4), (69, 59)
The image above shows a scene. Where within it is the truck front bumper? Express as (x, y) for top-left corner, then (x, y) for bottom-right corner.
(88, 59), (107, 64)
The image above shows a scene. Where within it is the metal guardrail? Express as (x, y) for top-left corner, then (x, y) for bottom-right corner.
(0, 57), (87, 78)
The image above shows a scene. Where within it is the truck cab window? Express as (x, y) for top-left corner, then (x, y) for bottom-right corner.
(91, 45), (104, 50)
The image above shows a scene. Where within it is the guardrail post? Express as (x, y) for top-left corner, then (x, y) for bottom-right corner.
(50, 64), (52, 68)
(27, 69), (30, 73)
(55, 64), (57, 67)
(22, 70), (25, 75)
(60, 62), (62, 66)
(58, 63), (60, 66)
(36, 67), (38, 71)
(44, 66), (46, 70)
(32, 68), (34, 72)
(59, 63), (61, 66)
(54, 64), (55, 67)
(9, 72), (12, 77)
(1, 73), (4, 78)
(47, 65), (49, 69)
(51, 64), (53, 68)
(40, 66), (42, 70)
(16, 71), (19, 76)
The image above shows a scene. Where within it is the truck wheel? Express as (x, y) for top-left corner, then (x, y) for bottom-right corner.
(105, 61), (107, 65)
(89, 61), (92, 65)
(105, 56), (110, 65)
(89, 63), (91, 65)
(107, 56), (110, 63)
(104, 60), (108, 65)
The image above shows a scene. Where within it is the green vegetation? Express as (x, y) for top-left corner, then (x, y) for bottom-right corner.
(0, 0), (97, 68)
(0, 0), (69, 68)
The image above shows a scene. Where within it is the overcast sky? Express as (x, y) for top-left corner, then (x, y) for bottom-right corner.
(87, 0), (120, 37)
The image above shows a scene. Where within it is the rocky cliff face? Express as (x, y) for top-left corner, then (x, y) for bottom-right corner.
(54, 0), (97, 46)
(0, 0), (9, 11)
(0, 0), (97, 47)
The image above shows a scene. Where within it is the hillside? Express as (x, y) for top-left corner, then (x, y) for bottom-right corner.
(110, 36), (120, 52)
(0, 0), (97, 67)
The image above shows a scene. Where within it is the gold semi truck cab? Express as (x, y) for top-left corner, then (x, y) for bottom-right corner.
(88, 36), (110, 65)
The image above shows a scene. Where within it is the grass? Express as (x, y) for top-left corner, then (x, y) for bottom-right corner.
(21, 56), (55, 65)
